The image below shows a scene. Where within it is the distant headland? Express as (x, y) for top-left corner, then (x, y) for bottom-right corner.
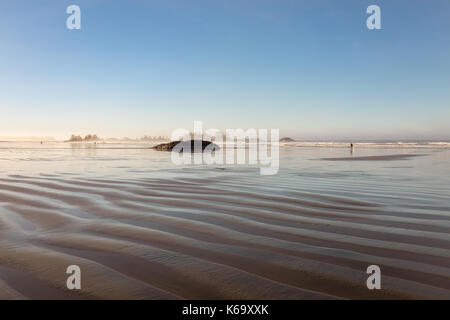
(64, 134), (169, 142)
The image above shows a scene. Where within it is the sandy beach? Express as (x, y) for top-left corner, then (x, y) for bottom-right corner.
(0, 142), (449, 299)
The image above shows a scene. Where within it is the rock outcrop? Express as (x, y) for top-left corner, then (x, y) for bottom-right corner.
(152, 140), (220, 152)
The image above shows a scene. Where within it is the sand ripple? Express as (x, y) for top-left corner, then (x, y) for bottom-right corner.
(0, 173), (449, 299)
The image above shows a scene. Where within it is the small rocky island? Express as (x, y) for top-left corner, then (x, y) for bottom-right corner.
(280, 137), (295, 142)
(65, 134), (101, 142)
(152, 140), (220, 152)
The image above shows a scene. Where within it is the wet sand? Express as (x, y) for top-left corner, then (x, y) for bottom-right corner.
(0, 144), (449, 299)
(321, 154), (422, 161)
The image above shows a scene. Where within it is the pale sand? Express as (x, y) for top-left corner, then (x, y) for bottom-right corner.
(0, 174), (449, 300)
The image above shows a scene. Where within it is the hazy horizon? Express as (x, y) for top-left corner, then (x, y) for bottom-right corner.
(1, 134), (450, 143)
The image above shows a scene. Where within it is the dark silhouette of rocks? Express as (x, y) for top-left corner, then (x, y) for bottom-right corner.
(280, 137), (295, 142)
(152, 140), (220, 152)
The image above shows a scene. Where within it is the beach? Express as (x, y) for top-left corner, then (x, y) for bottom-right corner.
(0, 142), (449, 299)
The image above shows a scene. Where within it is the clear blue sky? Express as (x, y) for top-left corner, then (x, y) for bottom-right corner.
(0, 0), (449, 140)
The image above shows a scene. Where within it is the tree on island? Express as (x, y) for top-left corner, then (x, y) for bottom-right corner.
(84, 134), (99, 141)
(66, 134), (100, 142)
(68, 134), (83, 142)
(140, 135), (168, 141)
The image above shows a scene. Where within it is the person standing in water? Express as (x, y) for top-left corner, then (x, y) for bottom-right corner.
(350, 143), (354, 154)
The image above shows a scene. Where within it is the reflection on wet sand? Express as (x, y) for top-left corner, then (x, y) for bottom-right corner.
(0, 143), (449, 299)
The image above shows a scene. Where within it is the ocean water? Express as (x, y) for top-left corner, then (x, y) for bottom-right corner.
(0, 141), (449, 299)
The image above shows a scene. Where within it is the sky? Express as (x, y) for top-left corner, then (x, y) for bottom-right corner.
(0, 0), (449, 140)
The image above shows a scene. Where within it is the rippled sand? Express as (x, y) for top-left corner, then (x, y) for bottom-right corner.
(0, 143), (449, 299)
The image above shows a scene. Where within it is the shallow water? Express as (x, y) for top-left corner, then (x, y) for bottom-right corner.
(0, 142), (449, 299)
